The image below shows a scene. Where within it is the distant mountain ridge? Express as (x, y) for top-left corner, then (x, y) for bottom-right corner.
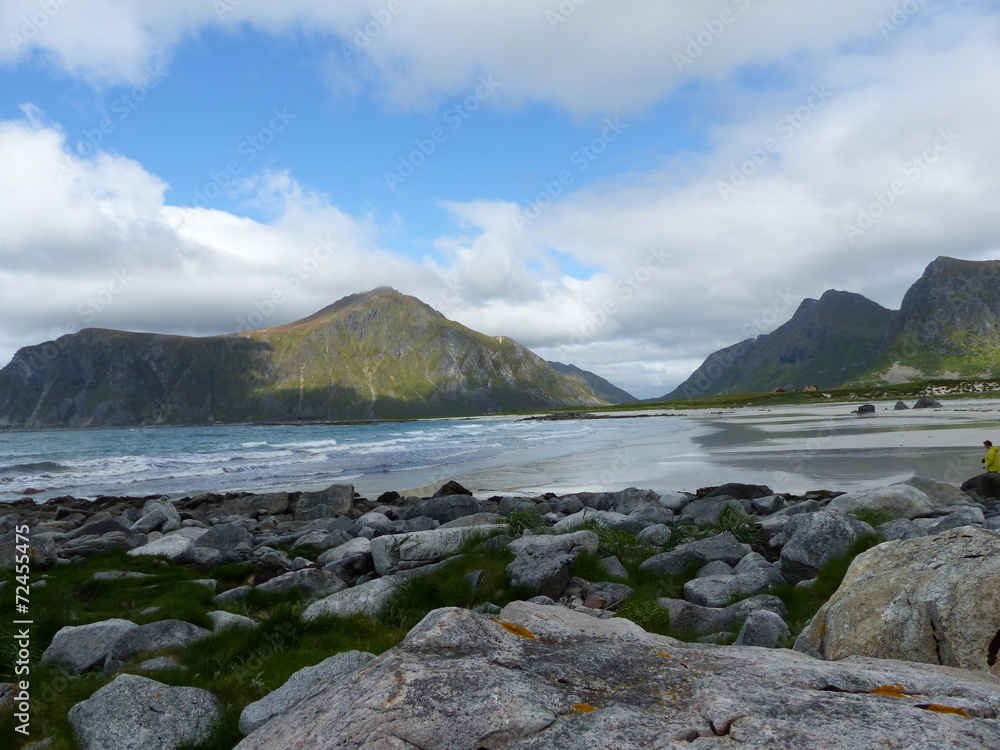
(664, 257), (1000, 399)
(0, 288), (619, 428)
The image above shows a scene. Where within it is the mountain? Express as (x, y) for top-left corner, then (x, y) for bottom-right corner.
(0, 288), (611, 428)
(664, 290), (897, 399)
(663, 257), (1000, 399)
(546, 361), (636, 404)
(851, 257), (1000, 384)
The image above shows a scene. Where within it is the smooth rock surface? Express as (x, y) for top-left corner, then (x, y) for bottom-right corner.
(235, 602), (1000, 750)
(827, 484), (934, 520)
(40, 618), (139, 675)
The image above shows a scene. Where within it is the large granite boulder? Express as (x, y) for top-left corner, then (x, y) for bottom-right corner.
(403, 494), (483, 523)
(370, 525), (504, 576)
(294, 485), (354, 521)
(130, 498), (182, 534)
(585, 487), (662, 514)
(962, 472), (1000, 501)
(894, 476), (973, 508)
(255, 569), (346, 601)
(239, 651), (375, 734)
(796, 526), (1000, 676)
(639, 532), (751, 578)
(195, 521), (254, 563)
(505, 530), (600, 599)
(220, 491), (290, 517)
(827, 485), (934, 520)
(126, 534), (195, 564)
(40, 619), (139, 675)
(302, 561), (451, 620)
(103, 619), (211, 676)
(69, 674), (219, 750)
(778, 510), (871, 583)
(234, 602), (1000, 750)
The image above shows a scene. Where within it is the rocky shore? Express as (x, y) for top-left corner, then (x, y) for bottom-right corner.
(3, 473), (1000, 749)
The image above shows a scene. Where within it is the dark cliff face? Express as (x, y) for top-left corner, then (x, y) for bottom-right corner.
(664, 290), (897, 399)
(665, 257), (1000, 398)
(0, 289), (609, 428)
(860, 257), (1000, 380)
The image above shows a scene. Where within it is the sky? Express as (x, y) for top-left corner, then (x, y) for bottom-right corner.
(1, 1), (999, 399)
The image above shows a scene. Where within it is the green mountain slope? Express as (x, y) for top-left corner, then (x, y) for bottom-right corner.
(546, 361), (636, 404)
(663, 290), (897, 399)
(850, 257), (1000, 384)
(0, 288), (609, 427)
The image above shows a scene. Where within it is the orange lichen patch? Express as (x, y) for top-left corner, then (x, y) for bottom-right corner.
(497, 621), (537, 640)
(654, 652), (671, 659)
(918, 703), (972, 718)
(871, 684), (911, 699)
(571, 703), (596, 713)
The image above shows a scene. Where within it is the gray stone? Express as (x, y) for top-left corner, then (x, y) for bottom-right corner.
(695, 560), (734, 578)
(256, 569), (346, 601)
(587, 487), (662, 514)
(598, 555), (629, 579)
(626, 504), (673, 526)
(208, 610), (256, 632)
(61, 532), (140, 557)
(798, 526), (1000, 676)
(40, 619), (139, 675)
(894, 400), (909, 410)
(913, 395), (943, 408)
(552, 508), (627, 533)
(778, 509), (867, 583)
(316, 536), (371, 566)
(254, 546), (294, 569)
(89, 571), (152, 581)
(505, 531), (600, 599)
(636, 523), (670, 546)
(928, 506), (985, 534)
(235, 602), (1000, 750)
(827, 484), (934, 519)
(658, 594), (787, 634)
(294, 484), (354, 521)
(655, 491), (691, 513)
(69, 674), (219, 750)
(639, 532), (751, 577)
(126, 534), (194, 564)
(0, 531), (59, 570)
(370, 524), (504, 576)
(103, 619), (211, 676)
(677, 495), (744, 527)
(751, 494), (785, 515)
(195, 521), (254, 563)
(856, 403), (876, 414)
(894, 476), (972, 508)
(212, 585), (251, 605)
(63, 514), (132, 540)
(239, 650), (375, 734)
(302, 561), (451, 620)
(438, 512), (503, 529)
(403, 494), (483, 523)
(683, 563), (783, 608)
(130, 499), (181, 534)
(220, 491), (290, 517)
(875, 518), (926, 541)
(733, 609), (790, 648)
(134, 656), (184, 672)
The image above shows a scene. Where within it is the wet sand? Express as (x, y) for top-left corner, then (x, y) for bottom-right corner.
(430, 399), (1000, 497)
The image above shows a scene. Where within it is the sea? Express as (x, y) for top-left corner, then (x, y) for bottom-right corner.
(1, 399), (999, 504)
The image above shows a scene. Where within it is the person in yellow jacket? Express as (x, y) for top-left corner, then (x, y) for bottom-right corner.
(983, 440), (999, 472)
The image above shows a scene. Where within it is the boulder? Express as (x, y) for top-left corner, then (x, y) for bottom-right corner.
(750, 495), (785, 515)
(103, 619), (211, 676)
(61, 531), (140, 558)
(961, 472), (1000, 501)
(195, 521), (254, 563)
(505, 531), (600, 599)
(294, 484), (354, 521)
(432, 480), (473, 497)
(302, 561), (451, 620)
(682, 554), (783, 608)
(913, 396), (943, 409)
(856, 403), (876, 415)
(894, 400), (910, 410)
(256, 569), (346, 601)
(316, 537), (371, 566)
(626, 505), (673, 526)
(656, 491), (692, 513)
(0, 531), (59, 570)
(403, 494), (483, 524)
(239, 651), (375, 734)
(874, 518), (926, 541)
(126, 534), (195, 564)
(778, 510), (869, 583)
(827, 485), (934, 520)
(677, 496), (744, 527)
(894, 476), (971, 508)
(797, 526), (1000, 676)
(220, 491), (290, 517)
(68, 674), (220, 750)
(639, 532), (751, 577)
(586, 487), (662, 515)
(658, 594), (787, 634)
(208, 610), (256, 632)
(40, 619), (139, 675)
(370, 525), (504, 576)
(703, 483), (773, 500)
(733, 609), (790, 648)
(928, 506), (985, 534)
(236, 601), (1000, 750)
(551, 509), (627, 533)
(130, 498), (182, 534)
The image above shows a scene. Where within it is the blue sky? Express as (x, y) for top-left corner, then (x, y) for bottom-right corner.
(1, 1), (999, 397)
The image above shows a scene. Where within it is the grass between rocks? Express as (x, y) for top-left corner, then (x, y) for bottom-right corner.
(1, 520), (885, 750)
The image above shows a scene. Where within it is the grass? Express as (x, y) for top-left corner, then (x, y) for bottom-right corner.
(504, 507), (551, 536)
(849, 508), (896, 528)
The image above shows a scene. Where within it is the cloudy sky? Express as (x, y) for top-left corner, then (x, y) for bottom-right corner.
(1, 1), (998, 398)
